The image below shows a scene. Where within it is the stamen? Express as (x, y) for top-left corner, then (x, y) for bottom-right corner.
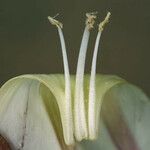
(88, 12), (111, 139)
(48, 16), (73, 145)
(99, 12), (111, 32)
(86, 12), (97, 30)
(74, 12), (97, 141)
(48, 16), (63, 28)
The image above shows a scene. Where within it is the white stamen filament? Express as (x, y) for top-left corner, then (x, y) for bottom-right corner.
(88, 12), (111, 139)
(48, 16), (74, 145)
(74, 13), (96, 141)
(47, 12), (110, 144)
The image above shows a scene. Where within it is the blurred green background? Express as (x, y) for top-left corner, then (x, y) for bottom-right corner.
(0, 0), (150, 96)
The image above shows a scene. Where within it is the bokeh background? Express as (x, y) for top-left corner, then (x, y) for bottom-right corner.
(0, 0), (150, 96)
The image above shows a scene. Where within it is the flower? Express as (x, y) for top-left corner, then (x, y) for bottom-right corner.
(0, 12), (150, 150)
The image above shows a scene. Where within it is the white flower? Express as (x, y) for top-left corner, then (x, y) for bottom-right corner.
(0, 12), (150, 150)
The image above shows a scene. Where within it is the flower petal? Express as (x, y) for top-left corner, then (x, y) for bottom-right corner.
(0, 74), (73, 149)
(80, 81), (150, 150)
(0, 74), (149, 150)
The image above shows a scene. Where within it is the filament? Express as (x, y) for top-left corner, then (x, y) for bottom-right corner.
(88, 12), (111, 139)
(48, 16), (73, 145)
(47, 12), (111, 144)
(74, 12), (96, 141)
